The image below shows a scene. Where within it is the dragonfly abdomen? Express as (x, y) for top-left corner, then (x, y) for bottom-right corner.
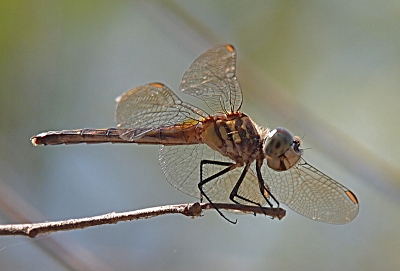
(133, 124), (202, 145)
(31, 128), (125, 146)
(31, 124), (203, 146)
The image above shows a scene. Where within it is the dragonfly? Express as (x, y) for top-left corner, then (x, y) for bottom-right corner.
(31, 44), (359, 224)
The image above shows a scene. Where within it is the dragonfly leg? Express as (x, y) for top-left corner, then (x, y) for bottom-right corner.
(199, 160), (237, 224)
(228, 164), (263, 207)
(255, 159), (279, 208)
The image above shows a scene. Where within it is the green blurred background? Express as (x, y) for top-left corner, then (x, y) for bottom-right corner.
(1, 1), (400, 270)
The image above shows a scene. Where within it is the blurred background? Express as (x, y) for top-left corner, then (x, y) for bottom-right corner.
(1, 1), (400, 270)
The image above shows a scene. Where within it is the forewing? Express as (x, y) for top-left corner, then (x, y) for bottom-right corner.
(262, 158), (359, 224)
(116, 83), (206, 140)
(160, 144), (265, 205)
(180, 44), (242, 114)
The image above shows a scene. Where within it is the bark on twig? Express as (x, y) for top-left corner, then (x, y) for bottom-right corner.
(0, 203), (285, 238)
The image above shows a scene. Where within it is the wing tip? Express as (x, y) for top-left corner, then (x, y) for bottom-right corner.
(225, 44), (235, 52)
(345, 190), (359, 205)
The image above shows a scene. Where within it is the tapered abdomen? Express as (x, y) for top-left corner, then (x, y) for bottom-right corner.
(31, 126), (202, 146)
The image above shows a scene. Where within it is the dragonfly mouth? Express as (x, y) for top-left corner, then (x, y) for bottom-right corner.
(292, 135), (303, 155)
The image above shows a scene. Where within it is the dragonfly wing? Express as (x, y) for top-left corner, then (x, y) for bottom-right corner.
(180, 44), (242, 114)
(262, 158), (359, 224)
(160, 144), (266, 205)
(116, 83), (207, 140)
(159, 144), (207, 199)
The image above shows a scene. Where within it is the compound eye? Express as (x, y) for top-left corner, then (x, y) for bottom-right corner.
(264, 128), (294, 157)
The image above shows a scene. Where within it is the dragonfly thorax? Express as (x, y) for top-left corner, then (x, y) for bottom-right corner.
(200, 113), (264, 165)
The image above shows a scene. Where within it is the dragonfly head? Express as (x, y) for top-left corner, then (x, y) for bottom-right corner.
(264, 127), (302, 171)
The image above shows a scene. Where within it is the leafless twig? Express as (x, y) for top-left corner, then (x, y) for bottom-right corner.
(0, 203), (285, 238)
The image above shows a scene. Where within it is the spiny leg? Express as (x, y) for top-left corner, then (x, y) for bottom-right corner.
(199, 160), (237, 224)
(229, 163), (263, 207)
(255, 159), (279, 208)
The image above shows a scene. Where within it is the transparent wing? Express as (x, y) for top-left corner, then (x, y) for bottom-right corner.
(180, 44), (242, 114)
(160, 144), (266, 205)
(262, 158), (359, 224)
(115, 82), (207, 140)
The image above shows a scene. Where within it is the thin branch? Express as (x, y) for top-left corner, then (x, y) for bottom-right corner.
(0, 202), (285, 238)
(0, 179), (115, 271)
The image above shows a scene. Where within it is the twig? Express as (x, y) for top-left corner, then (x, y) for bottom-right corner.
(0, 203), (285, 238)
